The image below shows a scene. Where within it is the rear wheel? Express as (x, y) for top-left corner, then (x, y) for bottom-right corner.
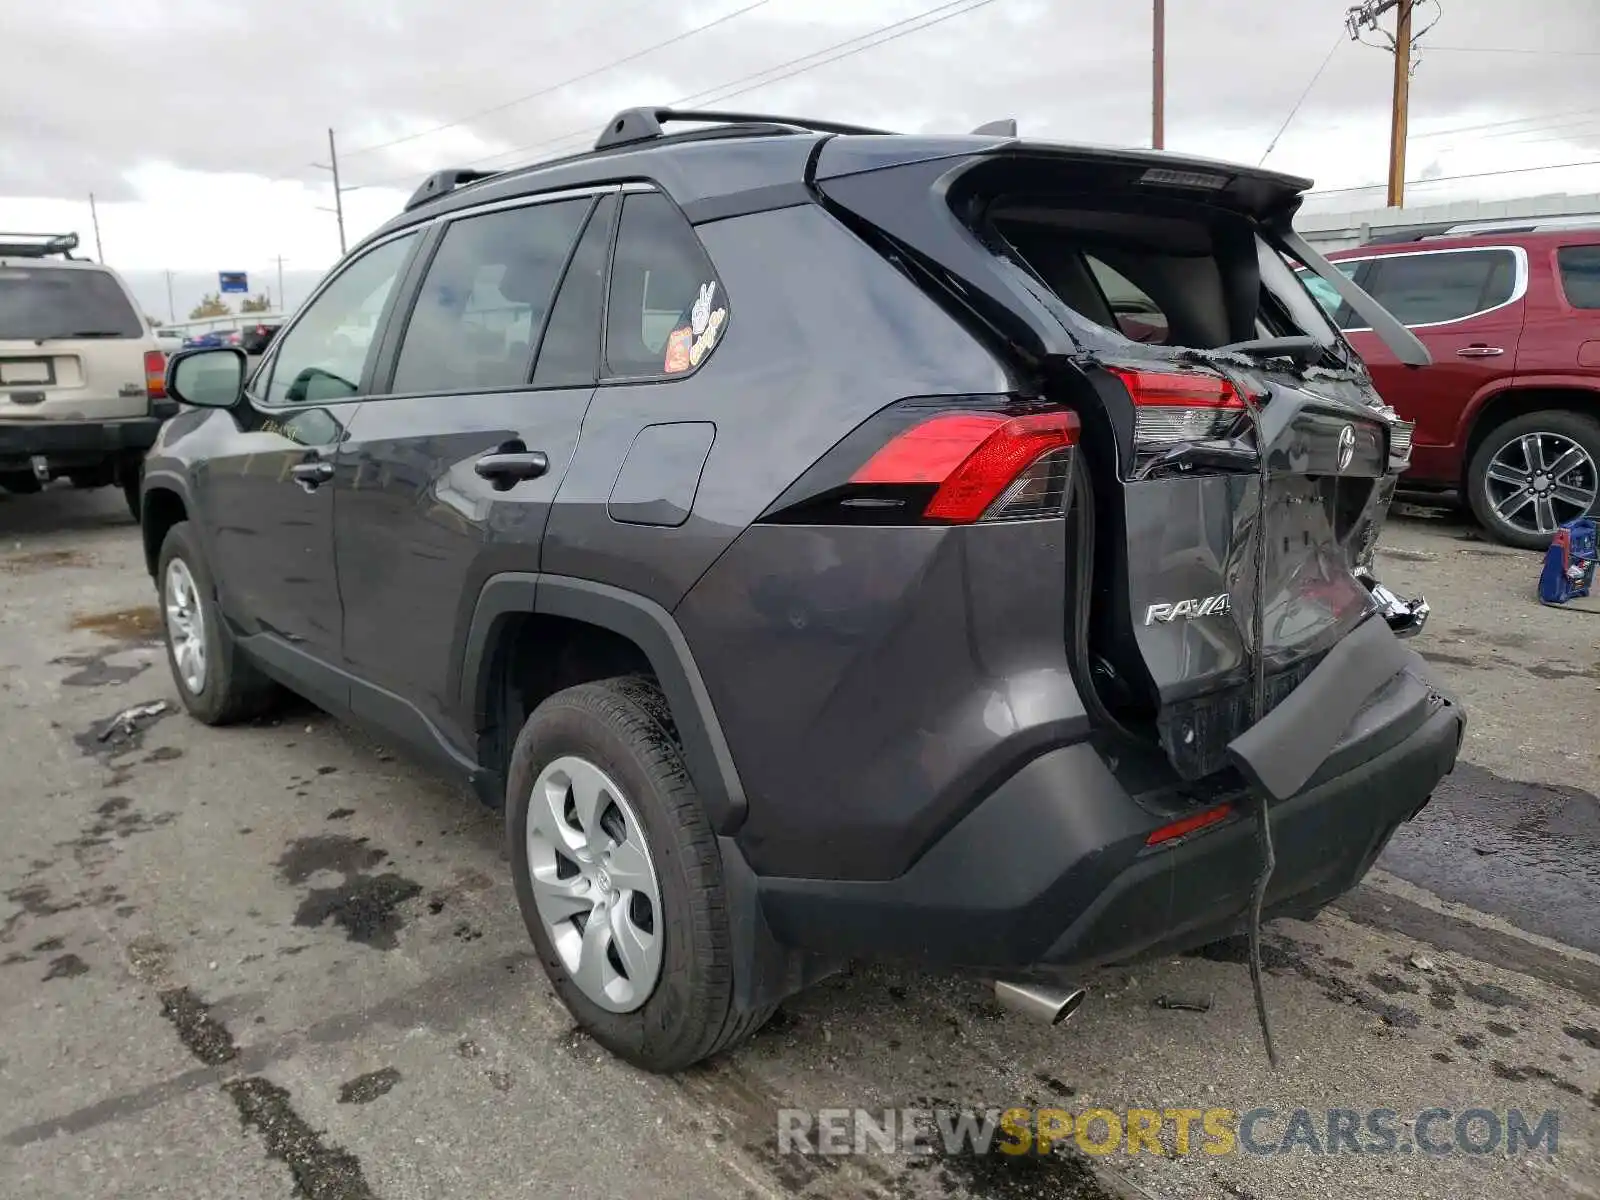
(1467, 411), (1600, 549)
(157, 521), (277, 724)
(507, 677), (771, 1072)
(0, 473), (42, 495)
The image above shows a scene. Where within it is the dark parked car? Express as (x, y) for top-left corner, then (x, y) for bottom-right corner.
(238, 321), (281, 354)
(1303, 224), (1600, 548)
(142, 109), (1464, 1071)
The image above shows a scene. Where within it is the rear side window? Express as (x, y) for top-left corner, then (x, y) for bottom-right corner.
(1557, 245), (1600, 309)
(0, 267), (142, 340)
(604, 192), (726, 379)
(392, 198), (589, 394)
(1359, 249), (1516, 326)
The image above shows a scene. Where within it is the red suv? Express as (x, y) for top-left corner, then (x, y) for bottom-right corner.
(1303, 226), (1600, 548)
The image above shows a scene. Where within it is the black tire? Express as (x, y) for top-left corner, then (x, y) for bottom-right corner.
(0, 473), (43, 495)
(68, 469), (111, 490)
(123, 476), (141, 522)
(156, 521), (277, 724)
(506, 676), (772, 1072)
(1467, 410), (1600, 550)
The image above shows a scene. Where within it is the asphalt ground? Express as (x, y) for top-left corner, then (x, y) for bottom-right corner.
(0, 484), (1596, 1200)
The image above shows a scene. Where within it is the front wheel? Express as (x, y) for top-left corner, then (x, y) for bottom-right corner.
(506, 677), (771, 1072)
(157, 521), (277, 724)
(1467, 411), (1600, 549)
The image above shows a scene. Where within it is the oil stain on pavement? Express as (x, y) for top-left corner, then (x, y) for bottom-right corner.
(156, 983), (377, 1199)
(275, 835), (422, 950)
(1378, 761), (1600, 954)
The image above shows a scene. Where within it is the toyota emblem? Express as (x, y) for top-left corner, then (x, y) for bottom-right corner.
(1336, 424), (1356, 472)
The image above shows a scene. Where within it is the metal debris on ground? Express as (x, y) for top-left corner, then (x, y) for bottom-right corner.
(97, 700), (170, 744)
(1153, 993), (1213, 1013)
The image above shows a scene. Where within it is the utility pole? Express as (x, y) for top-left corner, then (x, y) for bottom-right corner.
(1347, 0), (1427, 209)
(275, 255), (286, 314)
(164, 269), (175, 322)
(328, 129), (347, 256)
(312, 130), (350, 256)
(1387, 0), (1414, 207)
(88, 193), (104, 262)
(1152, 0), (1166, 150)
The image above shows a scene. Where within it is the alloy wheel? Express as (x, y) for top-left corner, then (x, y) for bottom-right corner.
(164, 557), (207, 694)
(1483, 431), (1598, 538)
(525, 755), (664, 1013)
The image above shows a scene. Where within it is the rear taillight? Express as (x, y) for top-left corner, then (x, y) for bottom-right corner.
(759, 396), (1080, 526)
(144, 350), (167, 400)
(1107, 366), (1249, 448)
(852, 411), (1078, 523)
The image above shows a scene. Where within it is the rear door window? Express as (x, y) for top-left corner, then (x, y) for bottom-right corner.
(1296, 260), (1361, 328)
(1358, 249), (1517, 326)
(0, 268), (143, 340)
(604, 192), (726, 379)
(392, 198), (589, 395)
(532, 195), (616, 388)
(1556, 245), (1600, 309)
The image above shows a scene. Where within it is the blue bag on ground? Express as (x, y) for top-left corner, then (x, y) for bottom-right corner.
(1538, 517), (1596, 605)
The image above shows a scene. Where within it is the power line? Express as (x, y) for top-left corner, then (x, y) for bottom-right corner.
(337, 0), (775, 161)
(347, 0), (1000, 190)
(1409, 107), (1600, 141)
(1258, 31), (1344, 165)
(1307, 157), (1600, 197)
(1424, 45), (1600, 58)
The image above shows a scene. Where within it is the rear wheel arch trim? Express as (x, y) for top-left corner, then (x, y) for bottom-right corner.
(460, 572), (748, 834)
(1458, 380), (1600, 476)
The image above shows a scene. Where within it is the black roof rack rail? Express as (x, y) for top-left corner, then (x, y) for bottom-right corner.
(0, 231), (82, 259)
(404, 168), (504, 212)
(971, 119), (1017, 136)
(595, 107), (890, 151)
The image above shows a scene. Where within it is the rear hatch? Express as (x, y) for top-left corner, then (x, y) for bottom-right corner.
(814, 138), (1422, 779)
(0, 261), (157, 422)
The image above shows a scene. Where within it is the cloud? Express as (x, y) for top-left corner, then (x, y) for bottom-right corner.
(4, 0), (1598, 272)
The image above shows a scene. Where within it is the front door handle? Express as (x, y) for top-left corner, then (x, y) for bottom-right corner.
(1456, 345), (1504, 358)
(290, 460), (334, 492)
(474, 450), (549, 488)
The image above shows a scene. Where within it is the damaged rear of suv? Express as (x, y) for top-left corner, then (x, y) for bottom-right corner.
(146, 112), (1463, 1072)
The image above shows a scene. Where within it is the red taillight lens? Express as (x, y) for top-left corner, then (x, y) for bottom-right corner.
(144, 350), (167, 400)
(1145, 802), (1233, 847)
(1108, 366), (1249, 448)
(851, 410), (1080, 523)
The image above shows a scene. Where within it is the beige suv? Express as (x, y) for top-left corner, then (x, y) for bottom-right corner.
(0, 232), (177, 517)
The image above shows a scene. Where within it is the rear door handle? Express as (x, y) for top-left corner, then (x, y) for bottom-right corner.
(1456, 345), (1504, 357)
(290, 460), (334, 491)
(474, 450), (549, 487)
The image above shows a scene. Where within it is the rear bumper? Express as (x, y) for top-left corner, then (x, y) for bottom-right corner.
(751, 637), (1464, 974)
(0, 413), (170, 467)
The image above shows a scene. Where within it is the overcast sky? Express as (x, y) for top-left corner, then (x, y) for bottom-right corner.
(5, 0), (1599, 318)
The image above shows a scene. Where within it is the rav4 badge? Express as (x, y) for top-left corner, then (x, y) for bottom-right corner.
(1144, 594), (1231, 625)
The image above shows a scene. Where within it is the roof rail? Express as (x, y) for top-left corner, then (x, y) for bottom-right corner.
(594, 107), (889, 151)
(0, 231), (82, 259)
(403, 168), (503, 212)
(1432, 214), (1600, 237)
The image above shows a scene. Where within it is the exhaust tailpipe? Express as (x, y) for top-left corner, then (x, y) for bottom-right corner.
(993, 981), (1087, 1026)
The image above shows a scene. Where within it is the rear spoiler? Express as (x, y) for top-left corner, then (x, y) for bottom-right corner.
(1276, 227), (1432, 367)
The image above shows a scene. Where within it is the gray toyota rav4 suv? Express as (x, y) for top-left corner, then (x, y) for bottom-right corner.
(144, 108), (1462, 1071)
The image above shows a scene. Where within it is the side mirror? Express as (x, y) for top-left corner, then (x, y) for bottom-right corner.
(167, 347), (247, 409)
